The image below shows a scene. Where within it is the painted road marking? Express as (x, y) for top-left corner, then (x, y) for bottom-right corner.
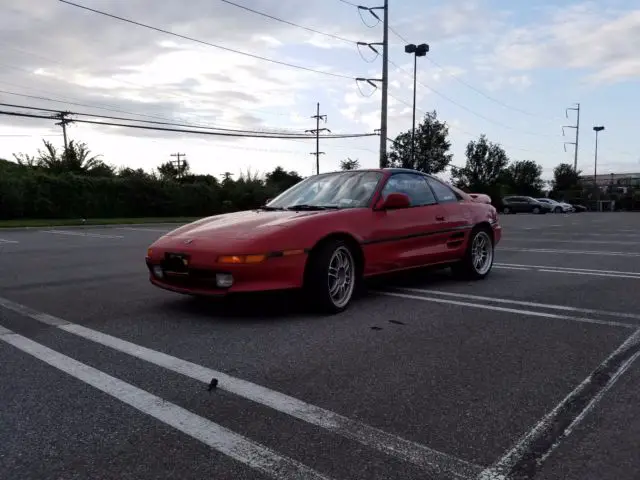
(117, 227), (170, 233)
(0, 328), (332, 480)
(498, 247), (640, 257)
(0, 296), (482, 479)
(495, 263), (640, 280)
(497, 263), (640, 277)
(505, 237), (640, 246)
(0, 238), (19, 244)
(41, 229), (124, 239)
(478, 328), (640, 479)
(525, 232), (640, 238)
(393, 288), (640, 322)
(380, 291), (635, 329)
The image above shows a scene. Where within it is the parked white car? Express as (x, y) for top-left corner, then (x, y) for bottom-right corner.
(536, 198), (573, 213)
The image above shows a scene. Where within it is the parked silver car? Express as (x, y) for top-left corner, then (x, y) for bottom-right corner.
(536, 198), (574, 213)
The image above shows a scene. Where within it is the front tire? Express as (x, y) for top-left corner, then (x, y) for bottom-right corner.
(554, 206), (562, 213)
(452, 227), (494, 280)
(503, 207), (511, 214)
(304, 239), (358, 314)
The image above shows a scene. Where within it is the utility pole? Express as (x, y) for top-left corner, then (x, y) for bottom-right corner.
(354, 2), (388, 167)
(562, 103), (580, 171)
(305, 103), (330, 175)
(55, 111), (73, 152)
(379, 0), (389, 168)
(170, 152), (186, 178)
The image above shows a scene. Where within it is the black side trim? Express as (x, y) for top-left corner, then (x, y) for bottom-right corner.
(361, 224), (472, 246)
(267, 249), (311, 258)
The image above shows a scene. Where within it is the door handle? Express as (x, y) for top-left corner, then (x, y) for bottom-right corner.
(436, 215), (445, 221)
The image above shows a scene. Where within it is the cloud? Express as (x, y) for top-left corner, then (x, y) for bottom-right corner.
(0, 0), (360, 140)
(483, 3), (640, 83)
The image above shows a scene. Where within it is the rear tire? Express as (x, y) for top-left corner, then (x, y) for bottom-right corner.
(304, 239), (358, 314)
(452, 227), (494, 280)
(533, 207), (541, 214)
(503, 207), (511, 214)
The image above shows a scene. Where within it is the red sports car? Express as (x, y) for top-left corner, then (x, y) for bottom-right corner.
(145, 168), (501, 313)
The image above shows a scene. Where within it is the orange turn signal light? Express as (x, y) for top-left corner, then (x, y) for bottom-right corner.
(217, 254), (267, 264)
(147, 248), (153, 258)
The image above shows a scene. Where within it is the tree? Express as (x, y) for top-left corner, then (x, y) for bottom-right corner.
(340, 158), (360, 170)
(158, 159), (190, 180)
(503, 160), (544, 196)
(451, 134), (509, 194)
(386, 111), (453, 174)
(14, 139), (112, 175)
(552, 163), (582, 192)
(61, 140), (108, 174)
(264, 166), (302, 193)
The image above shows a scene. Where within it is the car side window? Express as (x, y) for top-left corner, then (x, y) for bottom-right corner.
(426, 177), (459, 203)
(381, 173), (436, 207)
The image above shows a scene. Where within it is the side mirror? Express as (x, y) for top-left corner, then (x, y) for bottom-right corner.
(377, 192), (410, 210)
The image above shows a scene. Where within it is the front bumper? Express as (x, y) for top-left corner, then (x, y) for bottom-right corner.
(145, 253), (308, 296)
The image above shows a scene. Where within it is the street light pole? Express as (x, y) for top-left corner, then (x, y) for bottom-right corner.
(593, 125), (605, 210)
(404, 43), (429, 166)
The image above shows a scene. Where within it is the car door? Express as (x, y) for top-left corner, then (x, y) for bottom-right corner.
(509, 196), (527, 212)
(425, 176), (472, 261)
(365, 173), (448, 274)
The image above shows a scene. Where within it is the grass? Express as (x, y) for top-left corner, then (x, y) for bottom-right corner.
(0, 217), (202, 228)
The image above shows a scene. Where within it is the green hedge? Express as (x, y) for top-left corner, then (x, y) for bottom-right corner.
(0, 168), (277, 220)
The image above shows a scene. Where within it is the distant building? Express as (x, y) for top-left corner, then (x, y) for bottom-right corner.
(580, 172), (640, 187)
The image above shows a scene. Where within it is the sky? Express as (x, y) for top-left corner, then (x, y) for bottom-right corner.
(0, 0), (639, 181)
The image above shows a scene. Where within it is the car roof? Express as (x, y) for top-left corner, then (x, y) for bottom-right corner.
(318, 167), (440, 178)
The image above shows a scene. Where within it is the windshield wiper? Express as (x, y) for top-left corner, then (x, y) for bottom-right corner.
(286, 204), (340, 211)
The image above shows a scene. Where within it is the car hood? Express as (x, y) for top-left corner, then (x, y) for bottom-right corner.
(164, 209), (322, 239)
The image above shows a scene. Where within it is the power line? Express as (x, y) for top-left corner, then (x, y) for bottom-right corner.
(217, 0), (356, 44)
(386, 93), (546, 154)
(58, 0), (356, 80)
(0, 88), (308, 135)
(0, 41), (293, 119)
(0, 109), (377, 140)
(388, 59), (560, 138)
(219, 0), (558, 151)
(386, 23), (561, 121)
(0, 102), (311, 136)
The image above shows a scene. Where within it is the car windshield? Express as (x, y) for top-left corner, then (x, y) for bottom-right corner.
(266, 171), (384, 210)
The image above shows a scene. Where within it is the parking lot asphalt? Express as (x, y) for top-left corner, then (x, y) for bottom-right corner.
(1, 213), (640, 479)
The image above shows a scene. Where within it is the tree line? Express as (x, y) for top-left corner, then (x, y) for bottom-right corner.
(1, 112), (636, 220)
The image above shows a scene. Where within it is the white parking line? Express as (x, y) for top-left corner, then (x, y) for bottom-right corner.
(497, 263), (640, 277)
(0, 295), (482, 479)
(0, 328), (332, 480)
(41, 229), (124, 239)
(498, 247), (640, 257)
(478, 328), (640, 479)
(392, 288), (640, 322)
(495, 263), (640, 280)
(0, 238), (19, 244)
(379, 291), (635, 329)
(528, 232), (640, 238)
(117, 227), (170, 233)
(506, 237), (640, 246)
